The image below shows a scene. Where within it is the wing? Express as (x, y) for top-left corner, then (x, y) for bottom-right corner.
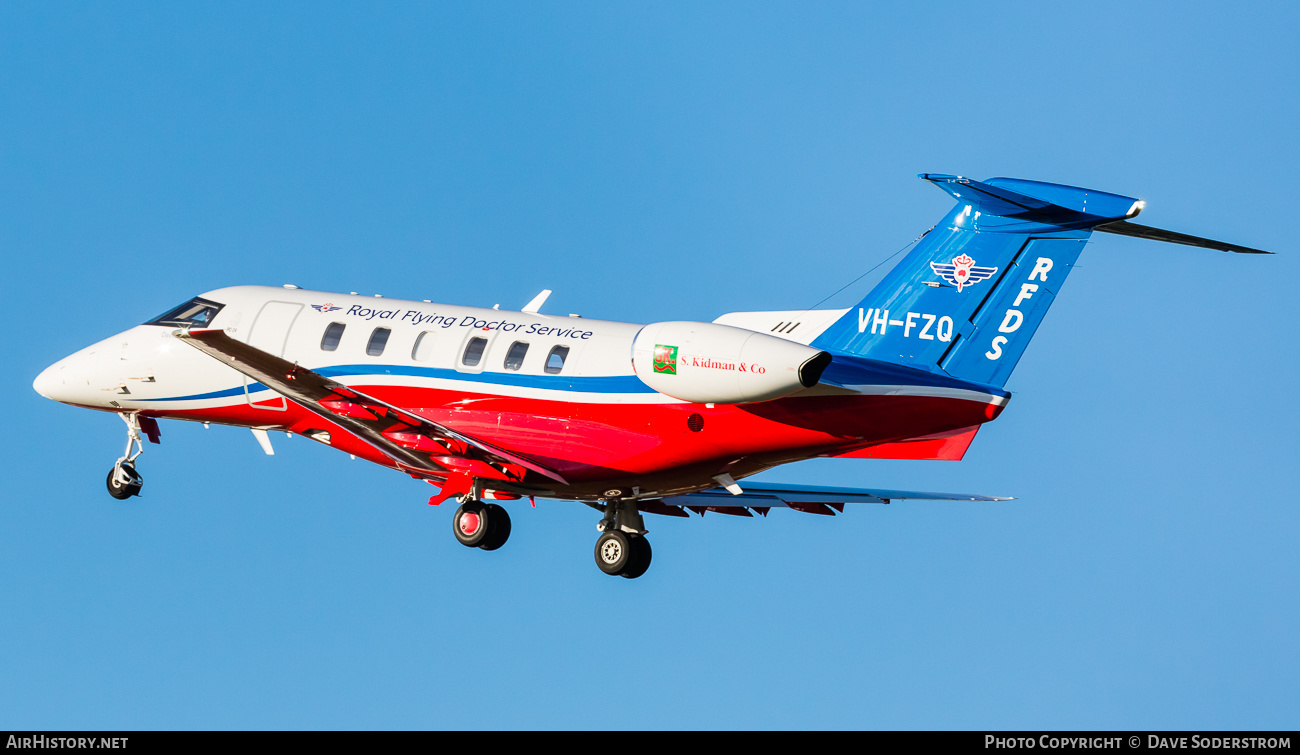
(175, 328), (568, 484)
(647, 481), (1011, 517)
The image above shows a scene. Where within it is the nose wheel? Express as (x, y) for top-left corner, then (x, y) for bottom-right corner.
(106, 462), (142, 499)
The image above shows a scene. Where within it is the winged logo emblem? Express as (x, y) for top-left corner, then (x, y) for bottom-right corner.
(929, 254), (997, 292)
(311, 303), (342, 313)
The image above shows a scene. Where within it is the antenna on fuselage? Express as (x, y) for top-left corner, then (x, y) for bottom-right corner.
(522, 289), (553, 314)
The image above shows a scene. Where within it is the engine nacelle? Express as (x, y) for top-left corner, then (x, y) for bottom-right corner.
(631, 321), (831, 404)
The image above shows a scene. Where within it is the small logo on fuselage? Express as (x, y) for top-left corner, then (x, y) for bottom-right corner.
(930, 254), (997, 292)
(653, 344), (678, 375)
(311, 303), (342, 313)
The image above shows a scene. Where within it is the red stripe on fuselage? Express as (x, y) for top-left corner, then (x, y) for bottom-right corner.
(141, 385), (1004, 483)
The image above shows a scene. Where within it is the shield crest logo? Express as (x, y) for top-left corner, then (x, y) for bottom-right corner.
(930, 254), (998, 292)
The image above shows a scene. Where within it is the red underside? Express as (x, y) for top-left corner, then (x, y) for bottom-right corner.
(143, 385), (1004, 483)
(833, 425), (981, 461)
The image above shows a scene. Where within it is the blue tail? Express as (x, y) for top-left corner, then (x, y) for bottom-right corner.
(811, 174), (1145, 388)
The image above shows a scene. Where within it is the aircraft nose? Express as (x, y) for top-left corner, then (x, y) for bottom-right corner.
(34, 327), (157, 407)
(34, 350), (100, 405)
(34, 358), (70, 401)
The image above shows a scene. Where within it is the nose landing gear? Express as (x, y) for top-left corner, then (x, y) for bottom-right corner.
(106, 413), (146, 499)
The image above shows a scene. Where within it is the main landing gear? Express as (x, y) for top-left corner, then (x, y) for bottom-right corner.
(595, 500), (652, 579)
(446, 488), (655, 579)
(595, 530), (652, 579)
(107, 413), (145, 500)
(452, 499), (512, 551)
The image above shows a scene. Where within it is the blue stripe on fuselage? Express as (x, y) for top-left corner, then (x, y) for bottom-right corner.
(136, 383), (271, 402)
(138, 358), (1004, 404)
(137, 364), (654, 403)
(316, 364), (653, 393)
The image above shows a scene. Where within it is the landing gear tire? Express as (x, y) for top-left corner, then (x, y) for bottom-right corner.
(621, 535), (652, 580)
(595, 531), (631, 575)
(453, 501), (490, 548)
(595, 531), (652, 578)
(478, 503), (512, 551)
(106, 463), (142, 500)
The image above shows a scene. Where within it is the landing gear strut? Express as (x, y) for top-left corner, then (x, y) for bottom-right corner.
(107, 413), (145, 499)
(452, 498), (512, 551)
(595, 500), (652, 579)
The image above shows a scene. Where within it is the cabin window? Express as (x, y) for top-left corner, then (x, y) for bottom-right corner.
(545, 345), (570, 374)
(462, 337), (487, 367)
(366, 327), (391, 357)
(320, 322), (346, 351)
(145, 296), (225, 328)
(504, 341), (529, 371)
(412, 332), (437, 362)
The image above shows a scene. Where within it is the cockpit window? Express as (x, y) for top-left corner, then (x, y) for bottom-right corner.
(145, 296), (225, 328)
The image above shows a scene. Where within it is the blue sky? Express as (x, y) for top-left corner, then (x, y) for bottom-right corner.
(2, 2), (1296, 729)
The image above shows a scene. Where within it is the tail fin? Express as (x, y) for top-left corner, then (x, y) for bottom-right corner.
(811, 174), (1271, 388)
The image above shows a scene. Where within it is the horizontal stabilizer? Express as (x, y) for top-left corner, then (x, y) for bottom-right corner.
(920, 174), (1144, 227)
(1094, 220), (1274, 255)
(811, 174), (1145, 388)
